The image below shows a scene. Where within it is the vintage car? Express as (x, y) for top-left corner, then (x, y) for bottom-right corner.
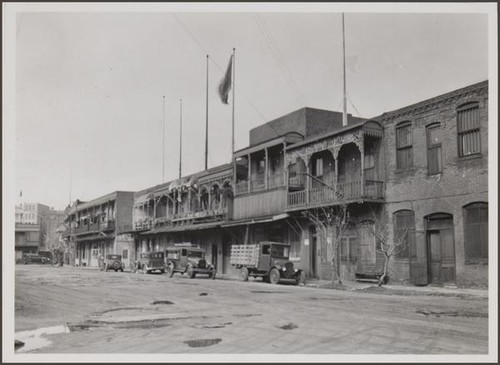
(134, 252), (165, 274)
(230, 241), (305, 285)
(101, 254), (124, 272)
(165, 245), (216, 279)
(18, 253), (51, 265)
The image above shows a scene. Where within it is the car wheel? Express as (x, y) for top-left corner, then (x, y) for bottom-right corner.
(269, 268), (280, 285)
(240, 267), (249, 282)
(296, 271), (306, 285)
(186, 265), (195, 279)
(166, 264), (174, 278)
(208, 269), (216, 280)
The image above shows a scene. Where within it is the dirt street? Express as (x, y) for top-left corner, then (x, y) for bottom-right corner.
(14, 265), (488, 354)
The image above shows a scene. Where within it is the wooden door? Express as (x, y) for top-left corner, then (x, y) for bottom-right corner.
(309, 227), (317, 278)
(211, 244), (218, 270)
(440, 228), (456, 283)
(409, 233), (428, 285)
(427, 231), (441, 283)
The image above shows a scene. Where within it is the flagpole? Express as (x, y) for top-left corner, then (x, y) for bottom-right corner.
(205, 55), (209, 171)
(179, 98), (183, 179)
(162, 96), (166, 182)
(231, 48), (236, 156)
(342, 13), (347, 127)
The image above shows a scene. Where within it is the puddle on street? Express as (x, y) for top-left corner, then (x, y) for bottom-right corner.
(15, 325), (69, 353)
(279, 322), (299, 330)
(184, 338), (222, 348)
(151, 300), (175, 305)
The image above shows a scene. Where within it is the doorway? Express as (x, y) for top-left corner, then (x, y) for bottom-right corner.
(211, 243), (218, 270)
(309, 226), (317, 278)
(426, 214), (456, 284)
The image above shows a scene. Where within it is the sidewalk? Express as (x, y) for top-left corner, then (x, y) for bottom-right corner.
(304, 278), (489, 299)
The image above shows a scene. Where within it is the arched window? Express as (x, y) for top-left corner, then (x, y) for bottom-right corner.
(396, 121), (413, 169)
(393, 210), (415, 259)
(426, 123), (442, 175)
(457, 102), (481, 157)
(463, 202), (488, 263)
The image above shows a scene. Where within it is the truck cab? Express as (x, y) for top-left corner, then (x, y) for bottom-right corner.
(230, 241), (305, 285)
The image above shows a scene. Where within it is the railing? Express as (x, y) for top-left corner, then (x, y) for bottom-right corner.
(289, 174), (306, 189)
(72, 219), (116, 234)
(235, 181), (248, 195)
(287, 180), (385, 209)
(235, 173), (286, 196)
(287, 189), (307, 208)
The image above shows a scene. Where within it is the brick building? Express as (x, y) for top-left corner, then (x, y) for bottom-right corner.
(64, 192), (135, 267)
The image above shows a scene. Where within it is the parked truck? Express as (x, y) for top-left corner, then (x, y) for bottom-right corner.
(230, 241), (305, 285)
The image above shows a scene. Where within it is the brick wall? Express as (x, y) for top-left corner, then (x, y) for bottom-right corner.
(382, 81), (488, 287)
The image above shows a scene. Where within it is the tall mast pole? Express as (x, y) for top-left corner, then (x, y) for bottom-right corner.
(179, 98), (183, 179)
(342, 13), (347, 127)
(205, 55), (209, 170)
(231, 48), (236, 156)
(162, 96), (166, 182)
(69, 170), (72, 206)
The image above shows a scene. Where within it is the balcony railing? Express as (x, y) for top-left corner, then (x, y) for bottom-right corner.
(235, 173), (286, 196)
(287, 180), (385, 209)
(72, 220), (116, 235)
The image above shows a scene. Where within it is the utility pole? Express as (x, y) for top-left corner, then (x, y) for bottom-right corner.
(179, 98), (183, 179)
(231, 48), (236, 156)
(162, 96), (166, 182)
(342, 13), (347, 127)
(205, 55), (209, 170)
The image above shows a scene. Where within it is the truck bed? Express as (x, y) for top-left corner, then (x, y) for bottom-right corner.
(230, 244), (260, 267)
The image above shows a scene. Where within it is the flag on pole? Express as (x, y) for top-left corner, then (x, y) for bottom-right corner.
(218, 55), (233, 104)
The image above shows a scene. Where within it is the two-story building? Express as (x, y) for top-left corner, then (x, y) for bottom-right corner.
(380, 80), (488, 287)
(132, 163), (234, 274)
(64, 191), (135, 268)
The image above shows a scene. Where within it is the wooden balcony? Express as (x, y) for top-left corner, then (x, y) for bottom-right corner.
(72, 220), (116, 235)
(287, 180), (385, 210)
(234, 173), (285, 196)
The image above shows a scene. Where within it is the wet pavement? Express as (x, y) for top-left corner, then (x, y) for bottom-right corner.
(13, 265), (489, 354)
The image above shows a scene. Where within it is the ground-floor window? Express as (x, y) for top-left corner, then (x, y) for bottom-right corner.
(463, 202), (488, 263)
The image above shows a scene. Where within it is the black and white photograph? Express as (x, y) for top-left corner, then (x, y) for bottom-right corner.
(2, 2), (498, 363)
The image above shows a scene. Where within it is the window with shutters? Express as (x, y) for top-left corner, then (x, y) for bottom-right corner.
(463, 202), (488, 263)
(427, 123), (442, 175)
(393, 210), (416, 259)
(457, 103), (481, 157)
(396, 122), (413, 169)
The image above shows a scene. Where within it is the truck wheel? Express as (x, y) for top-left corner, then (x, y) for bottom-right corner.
(296, 271), (306, 285)
(269, 268), (280, 285)
(240, 267), (249, 282)
(187, 265), (195, 279)
(166, 264), (174, 278)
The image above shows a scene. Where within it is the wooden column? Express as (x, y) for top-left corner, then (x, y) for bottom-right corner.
(306, 161), (311, 204)
(153, 198), (157, 219)
(358, 140), (365, 197)
(247, 154), (252, 193)
(264, 147), (269, 190)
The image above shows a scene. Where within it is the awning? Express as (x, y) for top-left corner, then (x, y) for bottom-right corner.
(221, 213), (289, 228)
(141, 221), (222, 235)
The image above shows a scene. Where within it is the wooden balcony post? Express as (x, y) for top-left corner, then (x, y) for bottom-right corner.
(360, 144), (365, 197)
(153, 198), (157, 219)
(306, 162), (311, 204)
(265, 147), (269, 190)
(247, 154), (252, 193)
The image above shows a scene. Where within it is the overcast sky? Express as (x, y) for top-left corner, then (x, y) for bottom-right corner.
(11, 6), (490, 210)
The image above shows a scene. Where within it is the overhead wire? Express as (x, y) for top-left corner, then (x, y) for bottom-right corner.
(253, 14), (307, 108)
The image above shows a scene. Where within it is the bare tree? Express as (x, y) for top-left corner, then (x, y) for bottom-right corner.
(367, 209), (412, 287)
(302, 203), (350, 285)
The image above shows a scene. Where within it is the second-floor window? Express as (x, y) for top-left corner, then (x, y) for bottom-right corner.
(396, 122), (413, 169)
(457, 102), (481, 156)
(427, 123), (442, 175)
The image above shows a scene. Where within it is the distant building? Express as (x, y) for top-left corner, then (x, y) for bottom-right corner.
(15, 223), (41, 260)
(63, 192), (135, 268)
